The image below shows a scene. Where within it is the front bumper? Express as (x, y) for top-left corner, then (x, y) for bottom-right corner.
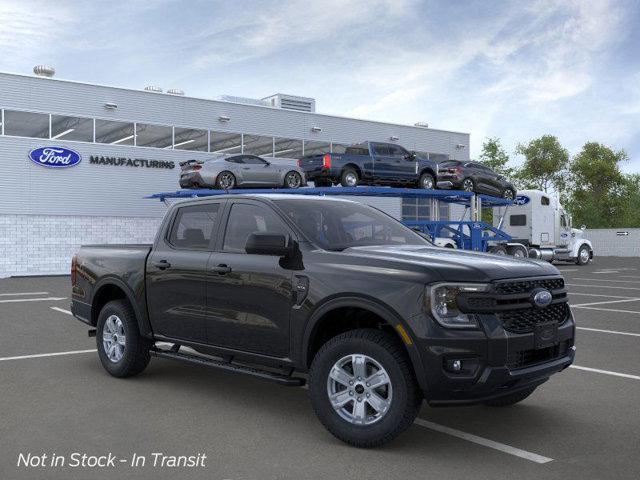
(407, 309), (576, 406)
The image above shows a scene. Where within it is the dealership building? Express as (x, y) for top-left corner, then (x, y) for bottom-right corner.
(0, 68), (470, 277)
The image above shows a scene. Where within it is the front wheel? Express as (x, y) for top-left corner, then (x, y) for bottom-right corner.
(96, 300), (151, 378)
(461, 178), (475, 192)
(502, 188), (516, 200)
(418, 172), (435, 189)
(576, 245), (591, 265)
(284, 171), (303, 189)
(309, 329), (422, 448)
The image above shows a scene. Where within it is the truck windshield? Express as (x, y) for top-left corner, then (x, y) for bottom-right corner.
(273, 199), (431, 251)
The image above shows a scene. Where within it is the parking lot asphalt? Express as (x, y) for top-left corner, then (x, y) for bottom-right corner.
(1, 258), (640, 480)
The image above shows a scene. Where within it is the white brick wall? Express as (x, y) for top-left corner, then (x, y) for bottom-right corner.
(0, 214), (162, 277)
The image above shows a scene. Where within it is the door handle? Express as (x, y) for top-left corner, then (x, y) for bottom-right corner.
(242, 167), (250, 170)
(211, 264), (232, 274)
(154, 260), (171, 270)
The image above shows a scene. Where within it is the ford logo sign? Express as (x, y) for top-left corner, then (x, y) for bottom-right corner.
(514, 195), (530, 205)
(532, 289), (553, 308)
(28, 146), (82, 168)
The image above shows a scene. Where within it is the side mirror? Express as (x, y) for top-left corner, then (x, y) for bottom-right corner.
(245, 232), (292, 256)
(404, 152), (416, 160)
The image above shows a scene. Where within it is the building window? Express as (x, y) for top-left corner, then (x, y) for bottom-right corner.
(303, 140), (331, 156)
(95, 119), (135, 145)
(3, 110), (50, 139)
(243, 134), (274, 156)
(273, 137), (303, 159)
(50, 114), (94, 142)
(135, 123), (173, 148)
(173, 127), (208, 151)
(210, 131), (242, 154)
(402, 198), (449, 222)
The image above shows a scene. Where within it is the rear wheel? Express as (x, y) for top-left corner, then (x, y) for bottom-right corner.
(309, 329), (422, 448)
(340, 168), (359, 187)
(462, 178), (475, 192)
(215, 171), (236, 190)
(284, 171), (303, 189)
(488, 245), (508, 256)
(507, 244), (528, 259)
(96, 300), (151, 378)
(484, 386), (537, 407)
(502, 188), (516, 200)
(419, 172), (435, 189)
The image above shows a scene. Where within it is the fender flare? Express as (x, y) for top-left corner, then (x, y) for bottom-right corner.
(301, 294), (427, 386)
(571, 239), (593, 258)
(90, 276), (153, 338)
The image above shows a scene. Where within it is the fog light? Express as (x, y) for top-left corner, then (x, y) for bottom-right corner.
(452, 360), (462, 371)
(444, 357), (480, 375)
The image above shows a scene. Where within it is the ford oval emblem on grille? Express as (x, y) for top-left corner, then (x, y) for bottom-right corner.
(532, 289), (553, 308)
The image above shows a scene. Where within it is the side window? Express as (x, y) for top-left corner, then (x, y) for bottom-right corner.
(226, 156), (244, 164)
(223, 203), (288, 253)
(510, 214), (527, 226)
(387, 145), (404, 157)
(372, 144), (390, 156)
(168, 203), (220, 249)
(541, 196), (550, 206)
(243, 155), (267, 165)
(560, 215), (567, 227)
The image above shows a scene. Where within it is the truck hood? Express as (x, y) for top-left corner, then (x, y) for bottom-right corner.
(342, 245), (560, 282)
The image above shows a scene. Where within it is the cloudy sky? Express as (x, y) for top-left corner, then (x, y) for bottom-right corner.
(1, 0), (639, 170)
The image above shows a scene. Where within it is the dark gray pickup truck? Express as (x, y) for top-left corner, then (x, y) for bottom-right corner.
(71, 194), (575, 447)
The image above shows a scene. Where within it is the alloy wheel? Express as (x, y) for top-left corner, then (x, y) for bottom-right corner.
(462, 179), (474, 192)
(503, 189), (515, 200)
(580, 248), (590, 263)
(345, 173), (358, 187)
(421, 176), (434, 189)
(286, 172), (301, 188)
(102, 315), (126, 363)
(327, 354), (393, 426)
(218, 173), (235, 189)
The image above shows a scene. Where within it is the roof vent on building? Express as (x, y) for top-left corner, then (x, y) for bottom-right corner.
(33, 65), (55, 78)
(167, 88), (185, 96)
(144, 85), (163, 93)
(217, 95), (270, 107)
(414, 122), (429, 128)
(262, 93), (316, 113)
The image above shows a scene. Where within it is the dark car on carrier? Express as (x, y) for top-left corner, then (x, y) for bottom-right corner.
(70, 194), (574, 447)
(437, 160), (516, 199)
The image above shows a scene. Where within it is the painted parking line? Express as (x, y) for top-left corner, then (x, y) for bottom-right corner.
(571, 298), (640, 307)
(570, 365), (640, 381)
(566, 284), (640, 291)
(0, 297), (67, 304)
(577, 327), (640, 337)
(51, 306), (72, 315)
(413, 419), (553, 464)
(0, 349), (96, 362)
(568, 292), (637, 299)
(0, 291), (49, 297)
(571, 305), (640, 315)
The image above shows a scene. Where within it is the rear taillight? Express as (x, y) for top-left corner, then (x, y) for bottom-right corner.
(322, 153), (331, 168)
(71, 254), (77, 285)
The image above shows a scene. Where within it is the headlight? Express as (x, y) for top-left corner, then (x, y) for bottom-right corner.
(427, 283), (490, 329)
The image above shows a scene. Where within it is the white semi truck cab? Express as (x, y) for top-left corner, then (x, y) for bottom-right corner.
(493, 189), (593, 265)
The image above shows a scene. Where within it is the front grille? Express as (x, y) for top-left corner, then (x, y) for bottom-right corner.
(507, 340), (571, 369)
(497, 303), (569, 334)
(495, 278), (565, 294)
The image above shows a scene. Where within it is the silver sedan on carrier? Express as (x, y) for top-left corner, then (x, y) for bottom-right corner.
(179, 154), (307, 189)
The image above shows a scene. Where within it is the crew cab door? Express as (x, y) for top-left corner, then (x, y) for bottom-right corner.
(370, 143), (395, 182)
(146, 201), (223, 342)
(205, 200), (294, 357)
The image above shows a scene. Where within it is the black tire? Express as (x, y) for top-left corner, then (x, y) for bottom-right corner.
(284, 171), (303, 189)
(309, 329), (422, 448)
(340, 168), (359, 187)
(418, 172), (435, 190)
(507, 244), (528, 259)
(576, 245), (591, 265)
(215, 171), (236, 190)
(314, 178), (332, 188)
(461, 178), (475, 192)
(502, 188), (516, 200)
(484, 386), (537, 407)
(488, 245), (508, 256)
(96, 300), (151, 378)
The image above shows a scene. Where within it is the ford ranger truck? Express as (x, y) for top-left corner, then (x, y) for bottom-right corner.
(298, 141), (438, 189)
(70, 194), (575, 448)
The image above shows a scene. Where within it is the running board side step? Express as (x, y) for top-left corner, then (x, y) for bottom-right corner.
(149, 349), (305, 387)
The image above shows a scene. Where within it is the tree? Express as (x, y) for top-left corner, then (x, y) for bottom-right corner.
(566, 142), (628, 228)
(515, 135), (569, 193)
(479, 137), (514, 177)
